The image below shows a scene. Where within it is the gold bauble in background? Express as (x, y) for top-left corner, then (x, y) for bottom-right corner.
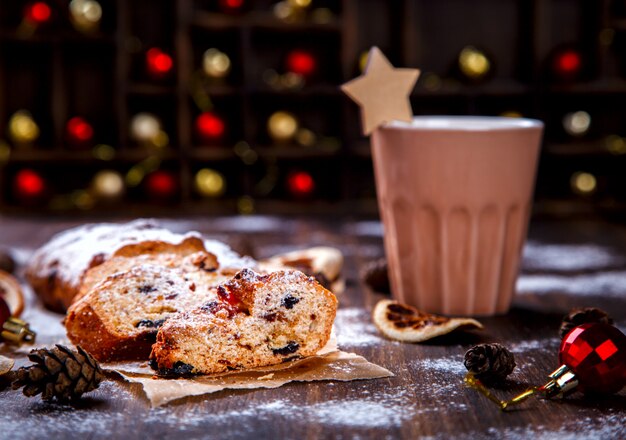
(563, 111), (591, 137)
(203, 48), (231, 79)
(571, 171), (597, 195)
(91, 170), (125, 200)
(8, 110), (40, 145)
(458, 46), (491, 80)
(195, 168), (226, 197)
(267, 111), (299, 143)
(69, 0), (102, 33)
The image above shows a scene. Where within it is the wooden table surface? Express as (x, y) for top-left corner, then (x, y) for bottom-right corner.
(0, 215), (625, 439)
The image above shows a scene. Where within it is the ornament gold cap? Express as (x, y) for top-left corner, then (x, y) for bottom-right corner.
(540, 365), (579, 398)
(2, 317), (36, 345)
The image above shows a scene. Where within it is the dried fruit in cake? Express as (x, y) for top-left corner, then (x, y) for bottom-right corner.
(150, 268), (337, 376)
(65, 264), (224, 362)
(372, 299), (483, 343)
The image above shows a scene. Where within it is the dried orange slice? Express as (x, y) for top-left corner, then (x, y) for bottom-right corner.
(0, 355), (13, 375)
(372, 299), (483, 343)
(0, 270), (24, 317)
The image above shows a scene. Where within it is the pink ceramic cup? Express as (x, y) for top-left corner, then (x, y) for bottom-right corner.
(371, 116), (543, 316)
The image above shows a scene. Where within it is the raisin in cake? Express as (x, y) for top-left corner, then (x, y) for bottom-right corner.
(150, 268), (337, 376)
(65, 264), (224, 361)
(26, 219), (253, 312)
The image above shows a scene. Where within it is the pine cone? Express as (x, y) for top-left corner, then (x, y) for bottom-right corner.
(12, 345), (104, 402)
(464, 343), (516, 384)
(361, 258), (390, 294)
(560, 307), (613, 339)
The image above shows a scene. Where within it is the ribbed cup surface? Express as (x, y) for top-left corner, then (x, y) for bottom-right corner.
(371, 117), (543, 316)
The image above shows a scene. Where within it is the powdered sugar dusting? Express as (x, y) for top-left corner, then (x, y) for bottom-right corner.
(28, 219), (252, 291)
(522, 241), (625, 272)
(517, 271), (626, 297)
(335, 307), (384, 347)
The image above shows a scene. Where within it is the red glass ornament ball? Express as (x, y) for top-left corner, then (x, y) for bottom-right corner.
(25, 2), (52, 24)
(146, 48), (173, 76)
(553, 49), (582, 77)
(195, 112), (225, 141)
(287, 171), (315, 197)
(219, 0), (244, 13)
(66, 117), (94, 144)
(13, 169), (45, 199)
(285, 50), (317, 77)
(0, 297), (10, 328)
(145, 170), (177, 199)
(560, 323), (626, 394)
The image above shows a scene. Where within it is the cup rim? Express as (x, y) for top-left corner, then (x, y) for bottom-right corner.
(382, 116), (544, 132)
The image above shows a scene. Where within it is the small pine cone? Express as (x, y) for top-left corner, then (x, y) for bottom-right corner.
(12, 345), (104, 402)
(560, 307), (613, 339)
(362, 258), (390, 294)
(464, 343), (516, 384)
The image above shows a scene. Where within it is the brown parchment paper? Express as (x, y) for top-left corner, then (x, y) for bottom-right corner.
(9, 297), (393, 407)
(103, 333), (393, 407)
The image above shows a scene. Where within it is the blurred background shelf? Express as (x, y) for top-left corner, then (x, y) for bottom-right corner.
(1, 0), (626, 218)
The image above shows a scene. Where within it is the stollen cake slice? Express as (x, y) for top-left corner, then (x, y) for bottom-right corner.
(150, 268), (338, 376)
(65, 264), (221, 362)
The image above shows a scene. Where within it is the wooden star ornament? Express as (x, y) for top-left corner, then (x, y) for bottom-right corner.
(341, 47), (420, 135)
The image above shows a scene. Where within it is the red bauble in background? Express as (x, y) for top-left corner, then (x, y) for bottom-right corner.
(285, 49), (317, 78)
(145, 170), (177, 199)
(559, 323), (626, 394)
(146, 48), (173, 77)
(24, 2), (52, 24)
(66, 116), (94, 146)
(219, 0), (244, 13)
(552, 48), (582, 79)
(195, 112), (225, 142)
(13, 169), (46, 201)
(286, 171), (315, 198)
